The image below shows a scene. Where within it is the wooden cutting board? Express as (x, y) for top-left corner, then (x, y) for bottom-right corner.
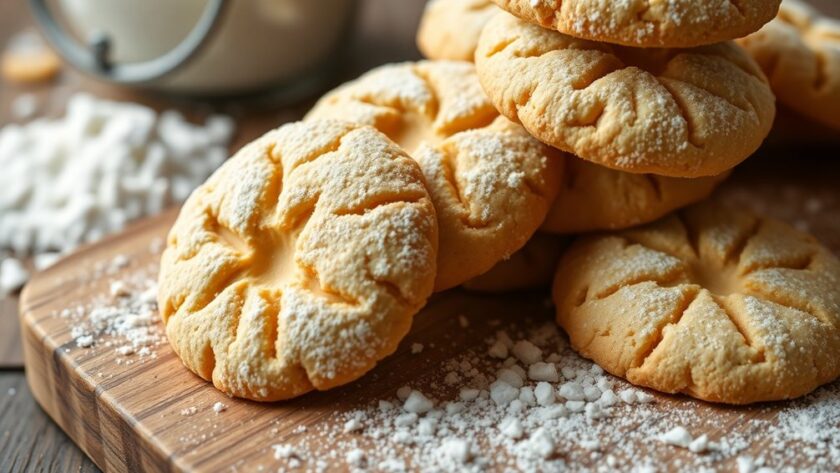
(19, 157), (840, 472)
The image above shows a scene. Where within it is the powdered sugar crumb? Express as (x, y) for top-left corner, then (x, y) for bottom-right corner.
(56, 255), (164, 365)
(267, 313), (840, 472)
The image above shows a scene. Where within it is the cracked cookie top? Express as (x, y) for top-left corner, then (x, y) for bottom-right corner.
(475, 12), (776, 178)
(738, 0), (840, 130)
(158, 120), (438, 401)
(306, 61), (564, 291)
(542, 158), (730, 234)
(492, 0), (781, 48)
(552, 201), (840, 404)
(416, 0), (498, 61)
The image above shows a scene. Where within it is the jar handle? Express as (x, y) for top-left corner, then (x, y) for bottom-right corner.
(28, 0), (229, 85)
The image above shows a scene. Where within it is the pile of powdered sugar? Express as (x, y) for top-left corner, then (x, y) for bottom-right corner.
(0, 92), (234, 295)
(265, 317), (840, 473)
(58, 247), (165, 366)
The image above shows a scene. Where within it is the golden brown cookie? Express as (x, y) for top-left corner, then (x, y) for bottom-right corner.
(492, 0), (780, 48)
(553, 201), (840, 404)
(158, 120), (438, 401)
(738, 0), (840, 130)
(475, 12), (776, 178)
(462, 233), (567, 292)
(1, 31), (61, 83)
(307, 61), (565, 291)
(542, 158), (730, 234)
(416, 0), (498, 61)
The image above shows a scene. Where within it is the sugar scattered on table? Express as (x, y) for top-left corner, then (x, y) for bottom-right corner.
(0, 93), (234, 289)
(658, 426), (694, 448)
(343, 418), (363, 433)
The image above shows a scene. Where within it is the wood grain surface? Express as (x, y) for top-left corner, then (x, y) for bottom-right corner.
(0, 374), (98, 473)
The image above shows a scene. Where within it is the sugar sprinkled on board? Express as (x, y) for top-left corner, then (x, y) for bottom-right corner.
(264, 312), (840, 472)
(272, 444), (297, 460)
(658, 426), (693, 448)
(41, 256), (840, 471)
(345, 448), (366, 468)
(55, 254), (165, 364)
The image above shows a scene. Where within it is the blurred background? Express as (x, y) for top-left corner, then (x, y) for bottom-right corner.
(0, 1), (838, 471)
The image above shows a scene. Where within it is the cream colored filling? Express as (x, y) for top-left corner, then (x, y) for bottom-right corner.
(247, 232), (298, 288)
(689, 260), (742, 297)
(390, 111), (443, 154)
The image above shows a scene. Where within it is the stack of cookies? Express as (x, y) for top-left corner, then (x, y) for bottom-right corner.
(416, 0), (780, 283)
(738, 0), (840, 132)
(157, 0), (840, 406)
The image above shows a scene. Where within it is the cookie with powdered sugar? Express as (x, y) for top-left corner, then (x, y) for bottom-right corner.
(542, 158), (730, 234)
(158, 120), (438, 401)
(553, 201), (840, 404)
(416, 0), (498, 61)
(738, 0), (840, 130)
(307, 61), (565, 291)
(492, 0), (780, 48)
(475, 12), (776, 178)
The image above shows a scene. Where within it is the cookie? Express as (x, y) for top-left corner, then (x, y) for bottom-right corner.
(553, 201), (840, 404)
(307, 61), (564, 291)
(475, 12), (776, 178)
(1, 31), (61, 83)
(462, 233), (567, 292)
(158, 120), (438, 401)
(416, 0), (498, 61)
(738, 0), (840, 130)
(542, 158), (730, 234)
(491, 0), (780, 48)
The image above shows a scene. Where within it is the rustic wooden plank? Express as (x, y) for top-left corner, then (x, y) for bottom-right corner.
(0, 372), (99, 473)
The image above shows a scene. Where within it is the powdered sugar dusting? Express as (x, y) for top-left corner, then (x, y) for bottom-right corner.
(59, 254), (164, 365)
(253, 312), (840, 472)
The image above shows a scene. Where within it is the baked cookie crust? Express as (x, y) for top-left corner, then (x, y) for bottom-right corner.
(738, 0), (840, 130)
(553, 201), (840, 404)
(475, 12), (776, 178)
(462, 233), (567, 292)
(307, 61), (564, 291)
(543, 158), (730, 234)
(417, 0), (498, 61)
(492, 0), (781, 48)
(158, 121), (438, 401)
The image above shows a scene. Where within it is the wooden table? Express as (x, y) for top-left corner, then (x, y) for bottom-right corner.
(1, 0), (838, 471)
